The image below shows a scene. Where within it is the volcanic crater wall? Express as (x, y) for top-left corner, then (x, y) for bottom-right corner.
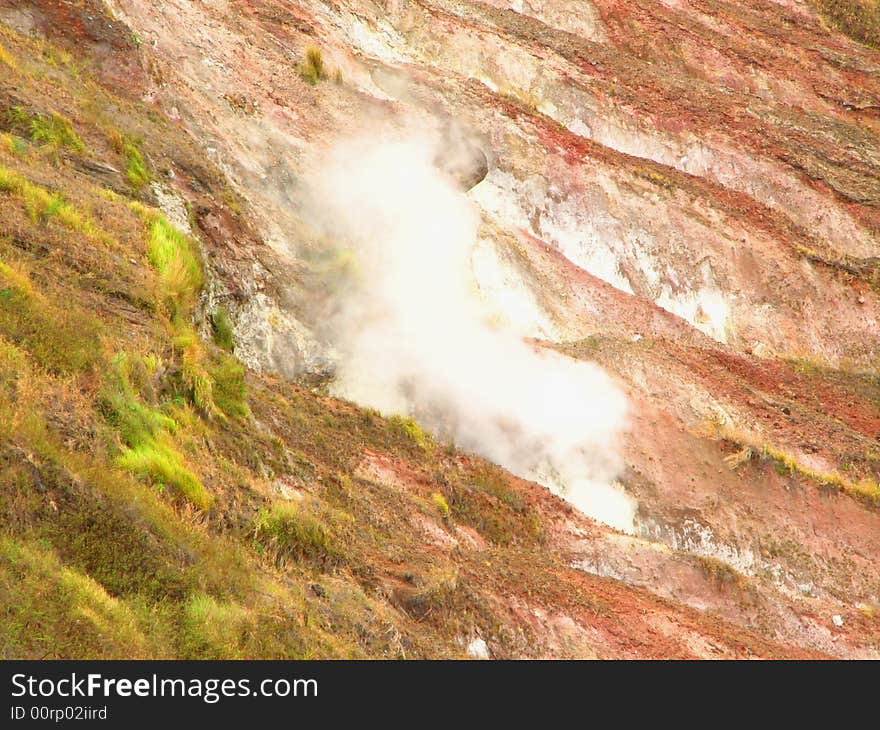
(8, 0), (880, 657)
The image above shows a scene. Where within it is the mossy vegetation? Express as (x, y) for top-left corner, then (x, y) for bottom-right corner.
(37, 40), (75, 70)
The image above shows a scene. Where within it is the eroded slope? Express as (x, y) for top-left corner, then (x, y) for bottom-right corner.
(1, 0), (879, 657)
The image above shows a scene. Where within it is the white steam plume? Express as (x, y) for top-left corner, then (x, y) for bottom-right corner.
(307, 131), (635, 532)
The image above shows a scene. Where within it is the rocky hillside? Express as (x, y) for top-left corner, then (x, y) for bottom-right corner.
(0, 0), (878, 658)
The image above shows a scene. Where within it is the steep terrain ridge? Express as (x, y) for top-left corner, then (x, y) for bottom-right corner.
(0, 0), (878, 658)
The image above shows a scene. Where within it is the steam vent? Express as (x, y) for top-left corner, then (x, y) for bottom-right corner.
(435, 124), (490, 191)
(0, 0), (879, 664)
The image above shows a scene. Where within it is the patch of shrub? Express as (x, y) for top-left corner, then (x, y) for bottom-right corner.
(696, 555), (748, 591)
(470, 464), (526, 511)
(181, 593), (255, 659)
(253, 499), (348, 568)
(100, 354), (212, 510)
(389, 414), (432, 452)
(0, 164), (97, 234)
(394, 570), (463, 623)
(440, 464), (543, 546)
(29, 111), (86, 153)
(0, 536), (148, 658)
(209, 354), (248, 419)
(443, 484), (541, 546)
(431, 492), (450, 518)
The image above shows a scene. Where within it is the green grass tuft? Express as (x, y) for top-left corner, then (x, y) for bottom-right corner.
(0, 164), (99, 234)
(99, 354), (178, 443)
(181, 594), (255, 659)
(431, 492), (450, 518)
(123, 142), (151, 192)
(146, 215), (203, 315)
(389, 415), (432, 452)
(299, 46), (327, 85)
(209, 355), (248, 419)
(100, 354), (212, 509)
(0, 536), (149, 659)
(0, 133), (28, 157)
(254, 499), (345, 567)
(173, 327), (215, 415)
(116, 438), (212, 510)
(29, 111), (86, 153)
